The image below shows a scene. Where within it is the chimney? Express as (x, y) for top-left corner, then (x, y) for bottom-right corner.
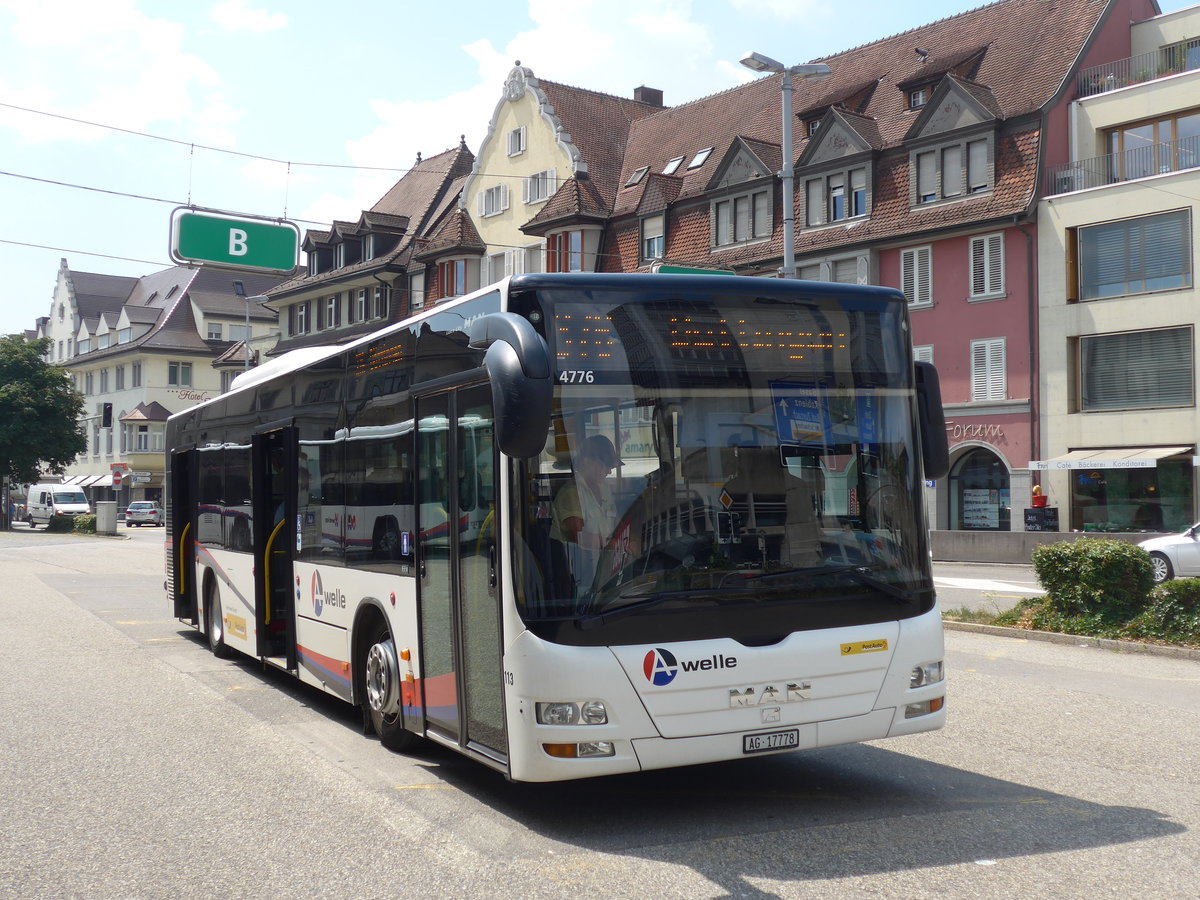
(634, 85), (664, 107)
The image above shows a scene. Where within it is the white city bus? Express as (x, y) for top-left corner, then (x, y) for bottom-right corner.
(165, 272), (950, 782)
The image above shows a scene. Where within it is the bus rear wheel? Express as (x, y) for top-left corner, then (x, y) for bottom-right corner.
(205, 576), (231, 658)
(363, 623), (417, 752)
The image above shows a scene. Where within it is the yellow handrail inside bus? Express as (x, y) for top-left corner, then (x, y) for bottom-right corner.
(178, 522), (191, 594)
(263, 518), (286, 625)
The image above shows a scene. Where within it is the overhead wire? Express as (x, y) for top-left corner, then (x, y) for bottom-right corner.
(0, 98), (654, 268)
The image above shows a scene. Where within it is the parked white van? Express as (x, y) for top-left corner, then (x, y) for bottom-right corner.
(27, 484), (91, 527)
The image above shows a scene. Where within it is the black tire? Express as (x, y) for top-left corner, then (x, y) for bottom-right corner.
(362, 621), (417, 752)
(205, 576), (231, 658)
(1149, 552), (1174, 585)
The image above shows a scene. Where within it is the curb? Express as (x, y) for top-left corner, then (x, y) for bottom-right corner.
(944, 619), (1200, 661)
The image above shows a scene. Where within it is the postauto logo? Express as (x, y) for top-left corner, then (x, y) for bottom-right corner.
(643, 647), (738, 686)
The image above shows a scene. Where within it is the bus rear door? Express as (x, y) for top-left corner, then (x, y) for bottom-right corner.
(253, 426), (297, 668)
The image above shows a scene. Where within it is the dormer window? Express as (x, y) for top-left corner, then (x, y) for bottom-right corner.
(807, 119), (821, 136)
(909, 88), (928, 109)
(712, 188), (771, 247)
(641, 214), (665, 262)
(688, 147), (714, 169)
(911, 136), (992, 206)
(662, 156), (684, 175)
(625, 166), (649, 187)
(805, 167), (869, 226)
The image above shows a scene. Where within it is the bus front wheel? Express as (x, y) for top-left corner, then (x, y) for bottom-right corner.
(204, 575), (231, 658)
(362, 622), (417, 752)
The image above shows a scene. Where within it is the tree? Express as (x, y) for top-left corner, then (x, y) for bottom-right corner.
(0, 336), (87, 484)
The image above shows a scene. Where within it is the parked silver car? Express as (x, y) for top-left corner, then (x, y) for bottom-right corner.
(1139, 525), (1200, 583)
(125, 501), (164, 527)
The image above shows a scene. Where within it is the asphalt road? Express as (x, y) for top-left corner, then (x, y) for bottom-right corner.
(1, 527), (1197, 899)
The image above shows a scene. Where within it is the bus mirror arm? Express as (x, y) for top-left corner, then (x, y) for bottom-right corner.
(914, 361), (950, 480)
(470, 313), (554, 459)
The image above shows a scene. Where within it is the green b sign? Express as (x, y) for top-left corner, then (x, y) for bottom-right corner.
(170, 209), (299, 274)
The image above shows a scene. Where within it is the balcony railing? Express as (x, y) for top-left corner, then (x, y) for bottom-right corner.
(1045, 134), (1200, 195)
(1076, 38), (1200, 97)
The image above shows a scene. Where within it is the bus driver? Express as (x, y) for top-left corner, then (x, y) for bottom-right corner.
(551, 434), (623, 596)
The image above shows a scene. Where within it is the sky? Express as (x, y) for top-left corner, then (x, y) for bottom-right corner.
(0, 0), (1192, 336)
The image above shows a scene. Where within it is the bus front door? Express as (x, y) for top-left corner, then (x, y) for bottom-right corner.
(417, 386), (506, 763)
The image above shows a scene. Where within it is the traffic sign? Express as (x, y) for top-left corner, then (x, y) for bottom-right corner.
(170, 208), (299, 274)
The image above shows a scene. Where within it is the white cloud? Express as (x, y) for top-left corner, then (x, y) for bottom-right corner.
(297, 0), (733, 226)
(0, 0), (238, 146)
(211, 0), (288, 32)
(729, 0), (827, 21)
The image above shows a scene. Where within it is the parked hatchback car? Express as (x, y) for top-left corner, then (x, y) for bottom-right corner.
(1139, 524), (1200, 583)
(125, 501), (164, 527)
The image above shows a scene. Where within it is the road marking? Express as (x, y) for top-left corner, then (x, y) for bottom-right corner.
(935, 577), (1044, 595)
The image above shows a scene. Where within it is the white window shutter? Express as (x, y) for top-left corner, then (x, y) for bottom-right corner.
(971, 234), (1003, 296)
(987, 235), (1003, 294)
(971, 338), (1006, 400)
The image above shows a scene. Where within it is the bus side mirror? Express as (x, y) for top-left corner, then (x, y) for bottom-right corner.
(914, 361), (950, 480)
(469, 313), (553, 459)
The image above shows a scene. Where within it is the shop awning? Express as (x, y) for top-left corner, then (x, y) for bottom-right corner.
(88, 474), (115, 487)
(1029, 446), (1192, 471)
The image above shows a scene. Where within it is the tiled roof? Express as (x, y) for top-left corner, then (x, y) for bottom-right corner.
(272, 141), (474, 296)
(796, 77), (883, 120)
(602, 0), (1111, 268)
(211, 340), (256, 368)
(634, 173), (685, 217)
(522, 176), (611, 233)
(120, 401), (173, 423)
(534, 78), (665, 207)
(357, 211), (408, 232)
(67, 270), (138, 320)
(414, 207), (485, 260)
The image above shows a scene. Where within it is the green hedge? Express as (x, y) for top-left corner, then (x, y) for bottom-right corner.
(1031, 537), (1153, 624)
(45, 514), (75, 533)
(990, 537), (1199, 647)
(1127, 579), (1200, 646)
(71, 514), (97, 534)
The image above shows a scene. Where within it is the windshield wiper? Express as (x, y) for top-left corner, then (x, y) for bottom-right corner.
(574, 591), (714, 630)
(745, 565), (925, 603)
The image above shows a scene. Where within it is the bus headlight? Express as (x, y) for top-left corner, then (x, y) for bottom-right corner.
(910, 660), (944, 688)
(536, 700), (608, 726)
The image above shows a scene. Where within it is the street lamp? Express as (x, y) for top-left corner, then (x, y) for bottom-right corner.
(232, 280), (270, 371)
(739, 52), (832, 279)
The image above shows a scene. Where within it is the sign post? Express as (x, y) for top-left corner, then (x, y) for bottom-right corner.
(170, 208), (299, 274)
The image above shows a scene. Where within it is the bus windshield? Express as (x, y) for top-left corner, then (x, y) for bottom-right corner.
(512, 283), (932, 645)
